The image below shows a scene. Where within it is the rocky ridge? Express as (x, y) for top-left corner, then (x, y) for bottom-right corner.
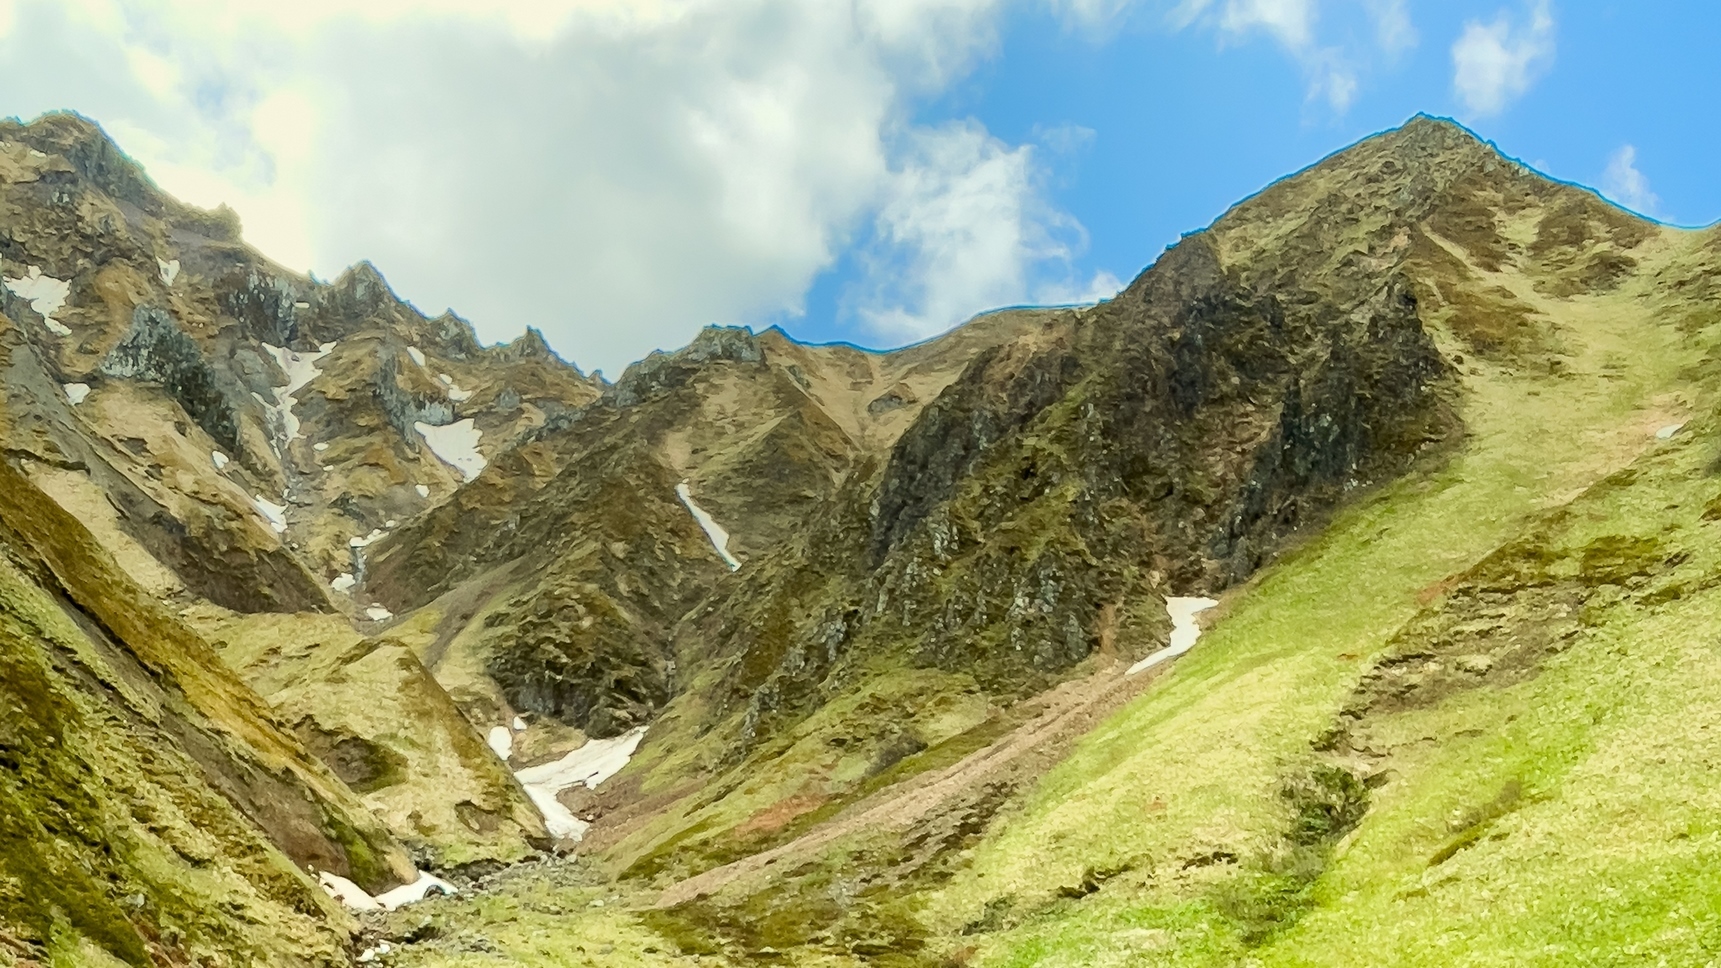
(2, 109), (1714, 968)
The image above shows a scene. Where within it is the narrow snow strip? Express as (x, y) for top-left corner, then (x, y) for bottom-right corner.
(375, 873), (459, 909)
(487, 725), (514, 760)
(157, 258), (180, 286)
(63, 383), (89, 405)
(675, 481), (741, 570)
(514, 727), (646, 841)
(407, 346), (426, 366)
(211, 451), (230, 471)
(364, 605), (394, 621)
(259, 341), (334, 447)
(320, 871), (457, 913)
(252, 496), (289, 534)
(4, 266), (71, 335)
(415, 419), (487, 482)
(524, 786), (589, 841)
(349, 529), (386, 548)
(434, 372), (475, 403)
(1656, 422), (1685, 440)
(1126, 596), (1220, 676)
(331, 573), (356, 593)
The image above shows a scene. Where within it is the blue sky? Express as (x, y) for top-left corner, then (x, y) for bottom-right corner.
(796, 1), (1719, 346)
(0, 1), (1714, 373)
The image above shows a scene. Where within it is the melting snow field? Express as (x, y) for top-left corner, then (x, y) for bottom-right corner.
(676, 481), (741, 570)
(260, 342), (335, 447)
(63, 383), (89, 405)
(319, 871), (457, 913)
(514, 727), (646, 841)
(252, 496), (289, 534)
(1126, 596), (1220, 676)
(416, 419), (487, 482)
(436, 373), (474, 403)
(4, 266), (71, 335)
(487, 725), (514, 760)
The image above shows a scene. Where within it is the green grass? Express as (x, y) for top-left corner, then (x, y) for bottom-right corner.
(923, 241), (1716, 965)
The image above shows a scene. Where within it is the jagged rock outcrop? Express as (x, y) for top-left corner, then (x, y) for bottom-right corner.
(100, 305), (243, 454)
(0, 112), (595, 879)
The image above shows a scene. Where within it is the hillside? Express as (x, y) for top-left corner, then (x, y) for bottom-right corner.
(369, 117), (1721, 966)
(4, 109), (1720, 968)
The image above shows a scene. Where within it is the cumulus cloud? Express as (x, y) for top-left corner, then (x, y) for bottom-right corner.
(850, 121), (1085, 340)
(0, 0), (1096, 375)
(1451, 0), (1555, 117)
(1601, 144), (1660, 217)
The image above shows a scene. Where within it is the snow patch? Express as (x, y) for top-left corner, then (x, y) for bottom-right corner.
(676, 481), (741, 570)
(211, 451), (230, 471)
(313, 441), (329, 452)
(319, 871), (457, 913)
(317, 872), (381, 912)
(157, 258), (180, 286)
(63, 383), (89, 405)
(4, 265), (71, 335)
(1656, 422), (1685, 440)
(252, 496), (289, 534)
(407, 346), (426, 367)
(375, 873), (458, 910)
(1127, 596), (1219, 676)
(364, 605), (394, 621)
(259, 341), (334, 449)
(331, 573), (356, 593)
(349, 529), (386, 548)
(514, 727), (646, 841)
(513, 716), (527, 732)
(487, 725), (514, 760)
(436, 372), (474, 403)
(416, 419), (487, 482)
(416, 484), (431, 498)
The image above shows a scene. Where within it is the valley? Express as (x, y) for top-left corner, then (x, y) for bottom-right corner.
(2, 110), (1718, 967)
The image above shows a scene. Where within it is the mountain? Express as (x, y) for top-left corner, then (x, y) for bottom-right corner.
(5, 110), (1721, 968)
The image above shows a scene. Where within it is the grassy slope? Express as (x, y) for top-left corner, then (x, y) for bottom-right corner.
(923, 222), (1721, 964)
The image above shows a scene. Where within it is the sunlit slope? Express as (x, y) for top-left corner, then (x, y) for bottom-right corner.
(930, 228), (1721, 963)
(0, 458), (416, 966)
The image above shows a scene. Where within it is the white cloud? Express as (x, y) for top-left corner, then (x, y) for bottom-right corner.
(0, 0), (1098, 376)
(851, 121), (1085, 341)
(1451, 0), (1555, 117)
(1219, 0), (1314, 49)
(1601, 144), (1660, 217)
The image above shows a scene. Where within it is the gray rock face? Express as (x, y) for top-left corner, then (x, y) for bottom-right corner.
(219, 267), (305, 347)
(100, 306), (243, 455)
(374, 353), (454, 436)
(607, 325), (763, 408)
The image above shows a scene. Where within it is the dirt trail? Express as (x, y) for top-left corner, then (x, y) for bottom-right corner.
(653, 635), (1203, 908)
